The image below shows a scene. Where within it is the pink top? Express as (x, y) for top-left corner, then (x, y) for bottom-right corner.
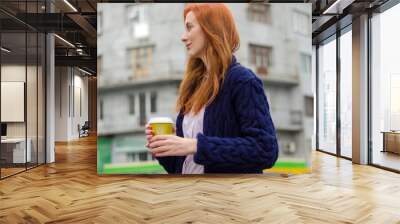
(182, 107), (205, 174)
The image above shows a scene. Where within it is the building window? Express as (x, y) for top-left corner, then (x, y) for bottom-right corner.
(300, 53), (312, 85)
(128, 153), (137, 162)
(139, 92), (146, 126)
(100, 99), (104, 120)
(97, 11), (103, 35)
(318, 37), (337, 155)
(293, 11), (310, 36)
(127, 5), (149, 39)
(340, 30), (352, 158)
(150, 152), (156, 160)
(150, 91), (157, 113)
(130, 46), (153, 78)
(371, 4), (400, 171)
(247, 3), (271, 24)
(249, 44), (272, 75)
(300, 53), (311, 75)
(138, 152), (148, 161)
(128, 94), (135, 115)
(97, 56), (102, 77)
(305, 96), (313, 117)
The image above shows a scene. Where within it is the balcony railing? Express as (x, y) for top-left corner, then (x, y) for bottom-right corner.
(245, 63), (299, 86)
(99, 58), (184, 88)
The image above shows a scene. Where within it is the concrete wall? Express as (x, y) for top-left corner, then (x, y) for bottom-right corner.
(98, 83), (178, 135)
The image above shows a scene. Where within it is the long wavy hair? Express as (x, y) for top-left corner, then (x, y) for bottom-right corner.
(176, 3), (240, 115)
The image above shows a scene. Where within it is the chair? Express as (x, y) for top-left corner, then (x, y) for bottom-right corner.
(79, 121), (90, 138)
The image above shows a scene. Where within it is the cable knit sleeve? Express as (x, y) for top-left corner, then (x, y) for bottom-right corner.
(193, 77), (279, 170)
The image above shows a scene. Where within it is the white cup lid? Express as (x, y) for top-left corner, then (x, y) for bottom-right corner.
(148, 117), (174, 124)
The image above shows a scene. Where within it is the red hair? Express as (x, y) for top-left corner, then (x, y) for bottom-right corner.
(176, 3), (240, 115)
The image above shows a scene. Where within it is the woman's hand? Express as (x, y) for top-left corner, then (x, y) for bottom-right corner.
(145, 124), (196, 157)
(148, 135), (197, 157)
(145, 126), (197, 157)
(145, 124), (155, 143)
(145, 124), (177, 143)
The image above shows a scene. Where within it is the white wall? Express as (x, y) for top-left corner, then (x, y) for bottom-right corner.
(2, 63), (46, 164)
(72, 73), (89, 138)
(1, 66), (26, 129)
(1, 65), (40, 137)
(55, 67), (68, 141)
(55, 67), (89, 141)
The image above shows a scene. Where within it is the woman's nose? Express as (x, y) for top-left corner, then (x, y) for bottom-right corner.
(181, 33), (188, 43)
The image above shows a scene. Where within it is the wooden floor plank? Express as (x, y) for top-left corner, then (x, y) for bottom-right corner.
(0, 135), (399, 223)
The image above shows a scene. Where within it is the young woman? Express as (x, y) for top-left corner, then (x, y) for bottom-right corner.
(146, 3), (278, 174)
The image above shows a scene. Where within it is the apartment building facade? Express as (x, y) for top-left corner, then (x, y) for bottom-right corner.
(97, 3), (313, 166)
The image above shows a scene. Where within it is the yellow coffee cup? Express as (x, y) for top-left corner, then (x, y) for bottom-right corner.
(148, 117), (174, 135)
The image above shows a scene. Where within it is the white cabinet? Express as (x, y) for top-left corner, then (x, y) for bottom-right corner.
(1, 138), (32, 163)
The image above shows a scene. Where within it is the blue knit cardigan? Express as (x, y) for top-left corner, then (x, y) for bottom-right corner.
(156, 56), (279, 174)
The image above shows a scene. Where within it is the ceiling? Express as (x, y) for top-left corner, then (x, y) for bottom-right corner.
(0, 0), (97, 74)
(309, 0), (390, 44)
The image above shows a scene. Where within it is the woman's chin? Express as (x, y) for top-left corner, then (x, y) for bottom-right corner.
(187, 51), (195, 57)
(187, 50), (201, 58)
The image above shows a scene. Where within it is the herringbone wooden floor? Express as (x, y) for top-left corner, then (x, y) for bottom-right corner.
(1, 135), (400, 224)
